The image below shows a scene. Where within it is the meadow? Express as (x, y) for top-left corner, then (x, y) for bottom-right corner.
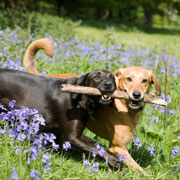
(0, 14), (180, 179)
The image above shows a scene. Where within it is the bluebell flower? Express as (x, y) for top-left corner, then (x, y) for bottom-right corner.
(0, 128), (6, 136)
(95, 143), (105, 157)
(132, 135), (141, 149)
(13, 148), (20, 154)
(9, 167), (19, 180)
(171, 147), (180, 158)
(17, 133), (26, 142)
(147, 146), (155, 156)
(178, 135), (180, 141)
(92, 151), (96, 157)
(9, 100), (16, 110)
(117, 155), (127, 162)
(83, 160), (91, 167)
(90, 162), (99, 173)
(63, 141), (71, 151)
(105, 156), (108, 164)
(30, 169), (40, 180)
(174, 165), (180, 170)
(150, 116), (159, 125)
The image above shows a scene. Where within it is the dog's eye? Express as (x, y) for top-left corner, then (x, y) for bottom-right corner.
(94, 75), (101, 80)
(142, 79), (148, 83)
(126, 77), (132, 82)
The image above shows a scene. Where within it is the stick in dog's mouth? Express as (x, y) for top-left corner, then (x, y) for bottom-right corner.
(60, 84), (167, 106)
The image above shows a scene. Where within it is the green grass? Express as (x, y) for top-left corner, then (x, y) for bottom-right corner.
(75, 20), (180, 59)
(0, 13), (180, 179)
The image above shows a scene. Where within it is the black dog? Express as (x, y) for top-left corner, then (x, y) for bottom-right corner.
(0, 69), (120, 168)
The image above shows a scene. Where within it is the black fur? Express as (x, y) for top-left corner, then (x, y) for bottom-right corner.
(0, 69), (120, 168)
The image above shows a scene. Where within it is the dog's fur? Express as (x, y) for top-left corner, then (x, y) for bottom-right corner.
(23, 39), (161, 173)
(0, 68), (121, 168)
(24, 38), (80, 78)
(87, 66), (161, 173)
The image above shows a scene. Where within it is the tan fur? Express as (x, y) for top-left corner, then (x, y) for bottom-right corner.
(87, 66), (161, 174)
(23, 39), (161, 174)
(23, 38), (80, 78)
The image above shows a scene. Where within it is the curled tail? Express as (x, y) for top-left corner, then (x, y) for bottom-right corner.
(23, 38), (53, 76)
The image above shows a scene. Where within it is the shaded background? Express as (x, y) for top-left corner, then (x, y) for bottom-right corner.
(0, 0), (180, 28)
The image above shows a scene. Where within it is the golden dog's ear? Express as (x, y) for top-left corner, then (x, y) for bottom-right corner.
(114, 68), (124, 86)
(148, 71), (161, 96)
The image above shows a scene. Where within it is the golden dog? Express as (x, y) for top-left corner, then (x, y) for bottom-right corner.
(23, 39), (161, 174)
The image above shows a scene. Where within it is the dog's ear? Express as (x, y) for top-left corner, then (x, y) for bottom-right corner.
(71, 73), (89, 100)
(114, 68), (124, 86)
(76, 73), (89, 86)
(148, 70), (161, 96)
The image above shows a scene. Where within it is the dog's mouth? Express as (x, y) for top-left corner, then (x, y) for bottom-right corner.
(99, 94), (112, 105)
(101, 94), (112, 101)
(129, 100), (141, 109)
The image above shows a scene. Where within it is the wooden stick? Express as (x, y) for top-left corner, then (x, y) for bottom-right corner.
(61, 84), (167, 106)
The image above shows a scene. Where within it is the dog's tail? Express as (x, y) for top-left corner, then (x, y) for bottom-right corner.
(23, 38), (53, 76)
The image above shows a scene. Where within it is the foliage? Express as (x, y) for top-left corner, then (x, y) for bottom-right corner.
(1, 0), (180, 25)
(0, 23), (180, 179)
(0, 10), (81, 41)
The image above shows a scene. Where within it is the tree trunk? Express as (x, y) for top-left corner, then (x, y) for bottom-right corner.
(143, 7), (153, 24)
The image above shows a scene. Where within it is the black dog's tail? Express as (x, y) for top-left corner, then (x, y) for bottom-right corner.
(23, 38), (54, 76)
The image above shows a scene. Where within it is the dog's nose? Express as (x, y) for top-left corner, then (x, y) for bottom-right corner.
(104, 81), (112, 89)
(132, 91), (141, 99)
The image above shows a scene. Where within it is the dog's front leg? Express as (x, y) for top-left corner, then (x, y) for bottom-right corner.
(109, 146), (147, 175)
(64, 120), (120, 169)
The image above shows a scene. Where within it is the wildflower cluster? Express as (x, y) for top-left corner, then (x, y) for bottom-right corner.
(0, 100), (59, 179)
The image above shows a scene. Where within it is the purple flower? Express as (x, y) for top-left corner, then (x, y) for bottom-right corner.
(63, 141), (71, 151)
(171, 147), (180, 158)
(105, 156), (108, 164)
(0, 103), (7, 111)
(90, 162), (99, 173)
(132, 135), (141, 149)
(174, 165), (180, 170)
(42, 152), (52, 171)
(13, 148), (20, 154)
(9, 100), (16, 110)
(30, 169), (40, 180)
(92, 151), (96, 157)
(117, 155), (127, 162)
(33, 114), (45, 126)
(26, 156), (31, 165)
(95, 143), (105, 157)
(178, 135), (180, 141)
(0, 128), (6, 136)
(9, 167), (19, 180)
(150, 116), (159, 124)
(147, 146), (155, 156)
(42, 152), (51, 163)
(83, 160), (91, 167)
(17, 133), (26, 141)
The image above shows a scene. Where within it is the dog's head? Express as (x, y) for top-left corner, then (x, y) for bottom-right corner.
(75, 70), (116, 106)
(114, 66), (161, 112)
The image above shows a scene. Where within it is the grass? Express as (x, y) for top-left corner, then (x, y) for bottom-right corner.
(75, 20), (180, 59)
(0, 13), (180, 179)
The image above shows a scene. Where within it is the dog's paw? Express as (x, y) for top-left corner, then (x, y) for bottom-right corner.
(107, 155), (121, 169)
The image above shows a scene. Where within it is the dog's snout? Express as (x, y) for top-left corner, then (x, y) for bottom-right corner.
(98, 80), (115, 93)
(104, 81), (113, 89)
(132, 91), (141, 99)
